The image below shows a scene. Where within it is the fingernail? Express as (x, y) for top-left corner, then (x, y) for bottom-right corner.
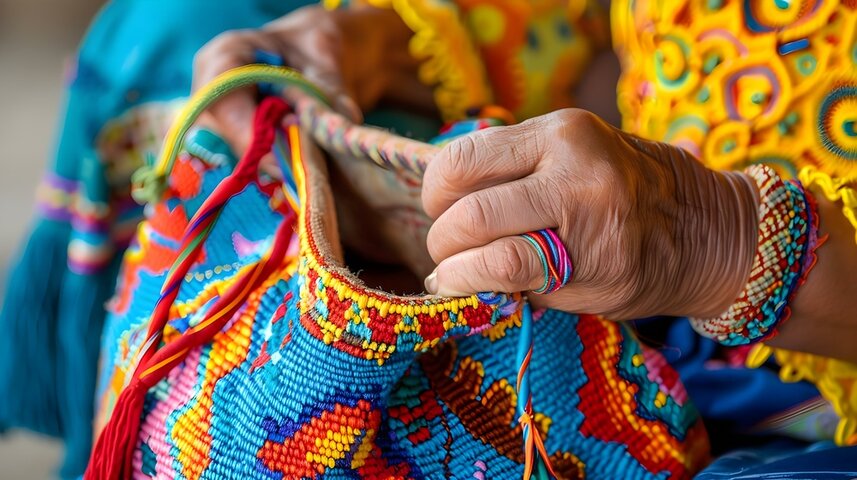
(431, 273), (471, 298)
(435, 286), (472, 297)
(424, 270), (438, 294)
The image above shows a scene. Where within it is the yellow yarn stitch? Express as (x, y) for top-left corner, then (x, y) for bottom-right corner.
(746, 166), (857, 447)
(388, 0), (492, 120)
(799, 166), (857, 245)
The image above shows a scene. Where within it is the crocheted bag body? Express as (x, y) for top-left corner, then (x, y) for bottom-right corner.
(91, 68), (709, 479)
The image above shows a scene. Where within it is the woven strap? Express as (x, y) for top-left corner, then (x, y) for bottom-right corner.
(132, 64), (439, 205)
(288, 90), (437, 176)
(131, 65), (327, 205)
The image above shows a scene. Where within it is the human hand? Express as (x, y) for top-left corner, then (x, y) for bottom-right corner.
(421, 109), (761, 319)
(193, 5), (430, 155)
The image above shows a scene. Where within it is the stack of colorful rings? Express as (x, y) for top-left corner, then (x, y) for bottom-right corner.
(521, 228), (574, 295)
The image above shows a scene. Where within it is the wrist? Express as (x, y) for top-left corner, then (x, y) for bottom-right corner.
(614, 137), (758, 319)
(675, 167), (759, 318)
(689, 165), (821, 346)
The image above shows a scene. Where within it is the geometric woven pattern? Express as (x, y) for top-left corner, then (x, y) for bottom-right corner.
(93, 117), (709, 478)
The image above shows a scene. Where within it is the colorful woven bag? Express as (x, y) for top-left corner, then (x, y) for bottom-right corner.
(87, 66), (710, 479)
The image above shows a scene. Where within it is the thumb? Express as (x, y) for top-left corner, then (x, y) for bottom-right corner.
(425, 237), (546, 296)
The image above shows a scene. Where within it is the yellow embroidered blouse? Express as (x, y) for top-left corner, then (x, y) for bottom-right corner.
(609, 0), (857, 444)
(332, 0), (609, 121)
(332, 0), (857, 446)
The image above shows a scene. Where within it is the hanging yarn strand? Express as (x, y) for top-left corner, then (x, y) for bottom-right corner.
(129, 95), (290, 383)
(85, 97), (293, 480)
(516, 303), (558, 480)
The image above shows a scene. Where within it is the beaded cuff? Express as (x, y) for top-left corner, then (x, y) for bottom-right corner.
(746, 166), (857, 446)
(691, 165), (821, 346)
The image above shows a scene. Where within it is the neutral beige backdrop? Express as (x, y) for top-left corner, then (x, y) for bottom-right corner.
(0, 0), (103, 478)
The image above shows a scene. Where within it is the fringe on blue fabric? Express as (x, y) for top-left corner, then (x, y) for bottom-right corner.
(0, 219), (69, 438)
(55, 153), (120, 478)
(57, 265), (121, 478)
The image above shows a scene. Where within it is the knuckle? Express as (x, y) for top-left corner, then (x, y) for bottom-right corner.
(421, 160), (455, 218)
(459, 194), (494, 233)
(420, 182), (440, 219)
(553, 107), (598, 127)
(425, 225), (447, 263)
(442, 135), (481, 179)
(507, 132), (541, 167)
(551, 108), (606, 150)
(192, 45), (215, 70)
(206, 30), (246, 52)
(194, 31), (250, 71)
(304, 27), (337, 50)
(442, 129), (518, 180)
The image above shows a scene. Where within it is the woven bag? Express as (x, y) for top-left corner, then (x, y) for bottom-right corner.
(87, 66), (710, 479)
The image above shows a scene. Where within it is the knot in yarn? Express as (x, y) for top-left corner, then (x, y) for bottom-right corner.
(131, 163), (168, 205)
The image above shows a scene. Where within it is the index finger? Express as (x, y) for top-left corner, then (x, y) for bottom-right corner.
(421, 116), (549, 219)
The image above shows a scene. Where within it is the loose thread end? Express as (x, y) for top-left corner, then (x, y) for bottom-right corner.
(130, 164), (168, 206)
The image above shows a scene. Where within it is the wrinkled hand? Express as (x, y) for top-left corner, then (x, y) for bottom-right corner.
(422, 109), (760, 319)
(193, 5), (429, 155)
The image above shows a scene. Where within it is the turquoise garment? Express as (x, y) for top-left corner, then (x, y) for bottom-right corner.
(698, 441), (857, 478)
(0, 1), (312, 478)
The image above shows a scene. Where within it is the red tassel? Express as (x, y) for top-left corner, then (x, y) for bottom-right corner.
(85, 97), (291, 480)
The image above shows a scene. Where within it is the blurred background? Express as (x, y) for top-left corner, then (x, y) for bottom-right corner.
(0, 0), (103, 477)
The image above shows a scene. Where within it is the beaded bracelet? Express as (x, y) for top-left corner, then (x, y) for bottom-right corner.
(690, 165), (822, 346)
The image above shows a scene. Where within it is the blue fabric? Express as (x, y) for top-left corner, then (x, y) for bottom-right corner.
(635, 319), (857, 475)
(698, 441), (857, 478)
(663, 319), (819, 432)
